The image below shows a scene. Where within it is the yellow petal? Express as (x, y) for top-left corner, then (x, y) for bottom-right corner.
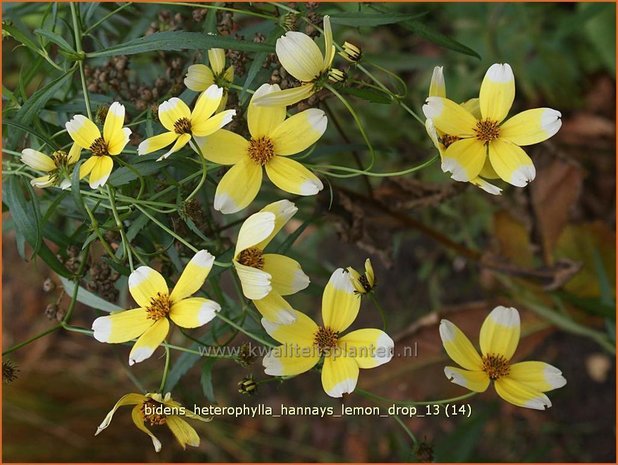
(159, 98), (191, 132)
(170, 250), (215, 301)
(276, 31), (323, 82)
(253, 291), (297, 324)
(494, 377), (552, 410)
(235, 211), (276, 254)
(66, 115), (101, 149)
(88, 155), (114, 189)
(21, 149), (55, 172)
(191, 85), (223, 124)
(441, 138), (487, 182)
(422, 96), (477, 137)
(321, 268), (360, 332)
(262, 253), (309, 296)
(500, 108), (562, 146)
(137, 131), (178, 156)
(470, 177), (502, 195)
(208, 48), (226, 75)
(321, 355), (359, 398)
(507, 361), (566, 392)
(338, 328), (394, 369)
(104, 102), (128, 155)
(270, 108), (327, 156)
(488, 139), (536, 187)
(190, 109), (235, 137)
(253, 199), (298, 250)
(479, 156), (500, 179)
(92, 308), (153, 343)
(128, 266), (169, 308)
(170, 297), (219, 328)
(439, 319), (483, 371)
(95, 393), (144, 435)
(364, 259), (375, 287)
(263, 343), (320, 376)
(79, 155), (98, 179)
(214, 158), (263, 214)
(444, 367), (490, 392)
(234, 261), (272, 300)
(157, 133), (191, 161)
(265, 156), (323, 195)
(129, 318), (169, 365)
(67, 143), (82, 164)
(31, 175), (54, 189)
(251, 84), (314, 107)
(261, 309), (317, 345)
(479, 63), (515, 123)
(248, 84), (287, 139)
(166, 416), (200, 449)
(424, 118), (444, 154)
(131, 405), (162, 452)
(194, 129), (248, 165)
(479, 306), (520, 360)
(429, 66), (446, 98)
(461, 98), (481, 119)
(184, 64), (215, 92)
(322, 15), (335, 70)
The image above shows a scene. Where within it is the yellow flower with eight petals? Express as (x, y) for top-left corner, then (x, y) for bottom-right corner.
(423, 63), (562, 188)
(262, 268), (394, 398)
(92, 250), (220, 365)
(137, 85), (235, 161)
(197, 83), (326, 214)
(65, 101), (131, 189)
(20, 144), (82, 189)
(95, 392), (209, 452)
(440, 306), (567, 410)
(233, 200), (309, 324)
(184, 48), (234, 111)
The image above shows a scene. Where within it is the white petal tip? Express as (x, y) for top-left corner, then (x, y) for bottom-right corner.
(486, 63), (514, 83)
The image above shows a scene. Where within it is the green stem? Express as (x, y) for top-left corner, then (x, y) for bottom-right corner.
(69, 3), (92, 120)
(392, 414), (418, 446)
(368, 293), (387, 331)
(2, 324), (61, 356)
(135, 204), (198, 253)
(159, 343), (171, 392)
(107, 185), (134, 272)
(309, 154), (438, 178)
(356, 388), (477, 406)
(216, 313), (276, 348)
(186, 140), (208, 203)
(83, 2), (133, 34)
(83, 201), (119, 262)
(159, 2), (277, 20)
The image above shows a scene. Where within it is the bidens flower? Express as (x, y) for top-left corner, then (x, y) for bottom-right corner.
(21, 144), (82, 189)
(252, 16), (335, 107)
(262, 268), (394, 398)
(423, 63), (562, 188)
(440, 306), (567, 410)
(184, 48), (234, 111)
(138, 85), (235, 161)
(65, 102), (131, 189)
(424, 66), (502, 195)
(92, 250), (220, 365)
(233, 200), (309, 324)
(347, 258), (375, 295)
(197, 84), (326, 214)
(95, 392), (209, 452)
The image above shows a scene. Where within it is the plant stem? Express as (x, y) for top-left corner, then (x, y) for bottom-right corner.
(391, 414), (418, 446)
(159, 343), (171, 392)
(368, 293), (387, 331)
(69, 3), (92, 120)
(216, 312), (276, 348)
(107, 185), (134, 272)
(356, 388), (477, 406)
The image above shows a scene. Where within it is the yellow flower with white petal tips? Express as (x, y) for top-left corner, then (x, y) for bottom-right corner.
(347, 258), (376, 295)
(196, 83), (326, 214)
(65, 101), (131, 189)
(252, 16), (335, 107)
(440, 306), (567, 410)
(423, 63), (562, 188)
(92, 250), (220, 365)
(424, 66), (502, 195)
(95, 392), (209, 452)
(184, 48), (234, 111)
(138, 85), (236, 161)
(233, 200), (309, 324)
(21, 144), (82, 189)
(262, 268), (394, 398)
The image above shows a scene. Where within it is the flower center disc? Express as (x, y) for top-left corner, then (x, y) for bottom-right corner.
(146, 292), (172, 320)
(141, 400), (167, 426)
(440, 134), (460, 148)
(248, 136), (275, 165)
(314, 326), (339, 353)
(237, 247), (264, 269)
(474, 120), (501, 144)
(90, 137), (109, 157)
(174, 117), (192, 135)
(481, 353), (510, 380)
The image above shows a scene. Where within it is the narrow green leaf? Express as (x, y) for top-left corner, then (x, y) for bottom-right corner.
(2, 120), (57, 149)
(329, 12), (426, 27)
(200, 358), (217, 403)
(58, 276), (123, 313)
(35, 28), (75, 53)
(276, 215), (316, 254)
(403, 21), (480, 59)
(341, 86), (393, 104)
(4, 176), (42, 255)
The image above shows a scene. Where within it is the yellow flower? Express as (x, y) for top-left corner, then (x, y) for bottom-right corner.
(347, 258), (375, 295)
(424, 66), (502, 195)
(197, 84), (326, 214)
(423, 63), (562, 188)
(184, 48), (234, 111)
(95, 392), (209, 452)
(440, 306), (567, 410)
(233, 200), (309, 324)
(137, 85), (235, 161)
(252, 16), (335, 107)
(92, 250), (220, 365)
(262, 268), (394, 398)
(21, 144), (82, 189)
(65, 102), (131, 189)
